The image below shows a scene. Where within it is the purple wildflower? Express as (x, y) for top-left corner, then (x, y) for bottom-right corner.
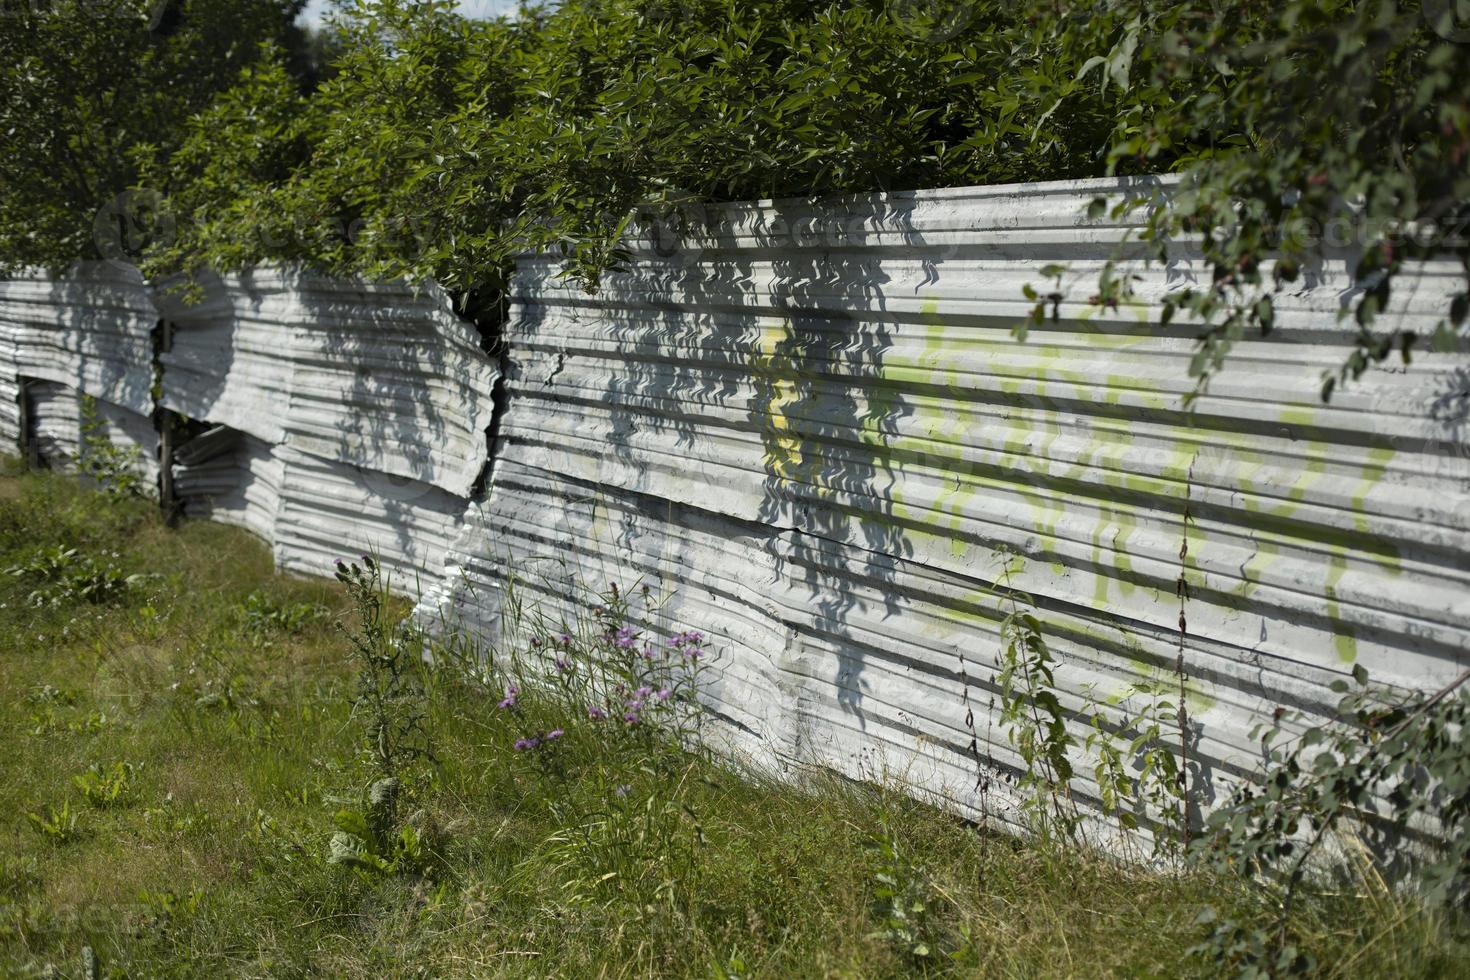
(667, 630), (707, 653)
(634, 686), (653, 699)
(513, 736), (539, 752)
(555, 658), (571, 673)
(558, 632), (572, 646)
(545, 729), (565, 741)
(614, 626), (637, 649)
(623, 711), (641, 725)
(587, 705), (607, 721)
(656, 688), (672, 702)
(497, 684), (519, 710)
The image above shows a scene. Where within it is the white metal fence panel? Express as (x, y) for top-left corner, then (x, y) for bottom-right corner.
(432, 176), (1470, 828)
(159, 267), (498, 592)
(173, 426), (285, 544)
(2, 177), (1465, 836)
(22, 380), (160, 489)
(2, 264), (156, 418)
(274, 445), (470, 592)
(0, 264), (158, 462)
(158, 268), (496, 497)
(0, 311), (18, 449)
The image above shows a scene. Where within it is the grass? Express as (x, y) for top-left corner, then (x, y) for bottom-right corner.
(1, 458), (1467, 978)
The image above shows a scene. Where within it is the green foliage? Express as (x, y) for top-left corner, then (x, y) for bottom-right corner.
(239, 589), (329, 639)
(0, 1), (1466, 390)
(512, 578), (710, 749)
(1188, 665), (1470, 974)
(993, 551), (1081, 841)
(865, 818), (943, 962)
(77, 395), (148, 499)
(143, 0), (1066, 294)
(992, 568), (1189, 856)
(141, 0), (530, 298)
(26, 800), (80, 846)
(137, 0), (1468, 391)
(136, 44), (321, 280)
(1010, 0), (1470, 397)
(1202, 664), (1470, 905)
(487, 577), (713, 907)
(24, 685), (77, 708)
(528, 765), (706, 906)
(72, 762), (140, 809)
(327, 776), (428, 877)
(5, 545), (140, 607)
(987, 558), (1470, 973)
(29, 707), (112, 738)
(1190, 904), (1318, 980)
(483, 0), (1051, 290)
(325, 554), (433, 882)
(0, 0), (309, 273)
(1083, 679), (1186, 851)
(996, 605), (1078, 837)
(137, 887), (204, 931)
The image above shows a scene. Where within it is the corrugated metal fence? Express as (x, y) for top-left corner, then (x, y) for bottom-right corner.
(2, 176), (1467, 835)
(429, 176), (1470, 829)
(0, 263), (497, 596)
(0, 265), (158, 481)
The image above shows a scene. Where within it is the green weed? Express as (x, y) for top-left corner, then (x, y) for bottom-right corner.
(25, 801), (80, 846)
(5, 545), (141, 607)
(72, 762), (139, 809)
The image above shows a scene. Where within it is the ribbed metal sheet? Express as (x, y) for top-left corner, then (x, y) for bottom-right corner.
(0, 315), (18, 450)
(431, 176), (1470, 829)
(274, 446), (469, 593)
(173, 424), (470, 593)
(173, 426), (284, 544)
(26, 380), (77, 467)
(0, 264), (158, 462)
(158, 267), (497, 593)
(158, 268), (496, 496)
(155, 270), (291, 445)
(23, 380), (160, 489)
(0, 264), (157, 419)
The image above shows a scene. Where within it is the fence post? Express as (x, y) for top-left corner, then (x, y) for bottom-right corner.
(17, 378), (38, 469)
(156, 317), (180, 526)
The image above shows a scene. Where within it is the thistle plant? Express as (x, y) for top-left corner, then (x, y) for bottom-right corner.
(328, 554), (434, 878)
(506, 580), (711, 762)
(334, 554), (432, 779)
(493, 578), (715, 906)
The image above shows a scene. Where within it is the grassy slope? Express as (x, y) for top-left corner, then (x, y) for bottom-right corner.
(1, 459), (1466, 978)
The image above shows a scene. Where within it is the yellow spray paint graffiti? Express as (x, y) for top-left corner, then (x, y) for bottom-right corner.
(753, 317), (806, 484)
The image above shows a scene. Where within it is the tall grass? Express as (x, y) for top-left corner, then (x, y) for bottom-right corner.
(2, 458), (1466, 977)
